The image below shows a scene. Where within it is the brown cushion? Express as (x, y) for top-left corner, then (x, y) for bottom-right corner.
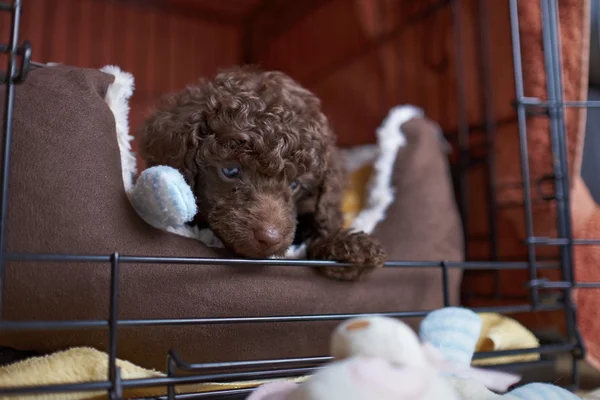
(0, 65), (463, 371)
(374, 118), (463, 305)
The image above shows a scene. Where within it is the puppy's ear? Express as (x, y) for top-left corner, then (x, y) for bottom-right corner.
(138, 88), (206, 186)
(312, 146), (347, 238)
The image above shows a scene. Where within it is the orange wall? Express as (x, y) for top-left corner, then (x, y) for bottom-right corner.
(16, 0), (240, 156)
(253, 0), (404, 148)
(253, 0), (516, 149)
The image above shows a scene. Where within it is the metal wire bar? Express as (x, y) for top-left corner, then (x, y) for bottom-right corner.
(540, 0), (573, 291)
(1, 252), (561, 270)
(170, 344), (571, 373)
(575, 283), (600, 289)
(528, 237), (600, 245)
(451, 0), (470, 258)
(0, 303), (565, 331)
(0, 0), (21, 321)
(167, 354), (176, 400)
(476, 0), (500, 301)
(509, 0), (540, 307)
(0, 367), (319, 397)
(442, 261), (450, 306)
(158, 388), (254, 399)
(108, 253), (120, 399)
(111, 367), (123, 400)
(540, 2), (585, 388)
(169, 350), (328, 372)
(0, 381), (111, 397)
(519, 98), (600, 108)
(532, 280), (600, 289)
(537, 1), (585, 389)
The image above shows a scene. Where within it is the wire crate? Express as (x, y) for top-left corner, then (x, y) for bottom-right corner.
(0, 0), (596, 398)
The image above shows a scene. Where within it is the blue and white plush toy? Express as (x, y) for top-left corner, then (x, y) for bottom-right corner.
(128, 165), (229, 248)
(128, 166), (197, 231)
(128, 165), (228, 247)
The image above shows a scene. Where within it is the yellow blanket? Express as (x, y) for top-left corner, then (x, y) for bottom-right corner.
(0, 347), (307, 400)
(473, 313), (540, 366)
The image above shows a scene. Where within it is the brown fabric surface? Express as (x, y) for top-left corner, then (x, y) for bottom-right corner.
(373, 118), (464, 306)
(0, 65), (462, 371)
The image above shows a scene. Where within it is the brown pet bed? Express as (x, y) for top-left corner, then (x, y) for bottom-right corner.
(0, 64), (463, 371)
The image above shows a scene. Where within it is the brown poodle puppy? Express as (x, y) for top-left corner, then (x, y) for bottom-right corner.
(138, 67), (386, 281)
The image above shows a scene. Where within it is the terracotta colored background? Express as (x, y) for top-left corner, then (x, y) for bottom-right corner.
(8, 0), (566, 331)
(16, 0), (241, 166)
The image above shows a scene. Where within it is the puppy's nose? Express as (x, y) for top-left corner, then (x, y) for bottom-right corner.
(254, 226), (283, 247)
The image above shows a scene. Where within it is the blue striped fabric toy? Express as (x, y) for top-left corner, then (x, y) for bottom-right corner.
(419, 307), (581, 400)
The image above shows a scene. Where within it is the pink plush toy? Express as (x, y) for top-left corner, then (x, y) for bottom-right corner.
(248, 356), (455, 400)
(247, 315), (520, 400)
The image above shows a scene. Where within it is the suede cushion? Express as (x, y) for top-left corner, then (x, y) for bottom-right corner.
(0, 65), (463, 371)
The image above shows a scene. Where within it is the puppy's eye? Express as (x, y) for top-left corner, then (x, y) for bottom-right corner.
(221, 165), (241, 179)
(290, 180), (299, 192)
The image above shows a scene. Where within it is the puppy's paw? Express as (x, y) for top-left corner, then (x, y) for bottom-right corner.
(308, 230), (386, 281)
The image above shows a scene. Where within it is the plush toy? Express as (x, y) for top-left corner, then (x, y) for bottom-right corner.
(247, 308), (582, 400)
(249, 355), (461, 400)
(247, 316), (466, 400)
(128, 165), (227, 247)
(420, 308), (581, 400)
(129, 165), (196, 231)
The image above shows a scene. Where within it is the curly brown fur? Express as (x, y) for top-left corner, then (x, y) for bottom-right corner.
(138, 66), (386, 281)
